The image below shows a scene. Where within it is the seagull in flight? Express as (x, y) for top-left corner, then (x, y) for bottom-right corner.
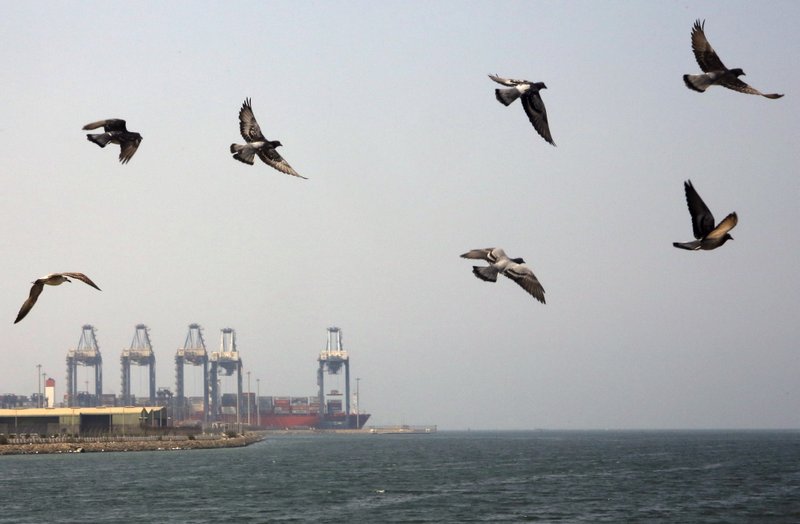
(461, 247), (546, 303)
(488, 74), (555, 146)
(673, 180), (738, 251)
(83, 119), (143, 164)
(14, 273), (101, 324)
(683, 19), (784, 99)
(230, 98), (306, 179)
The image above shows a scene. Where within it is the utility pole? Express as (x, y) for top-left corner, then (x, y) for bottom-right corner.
(235, 378), (240, 433)
(356, 377), (360, 428)
(256, 378), (260, 427)
(246, 371), (251, 425)
(36, 364), (42, 408)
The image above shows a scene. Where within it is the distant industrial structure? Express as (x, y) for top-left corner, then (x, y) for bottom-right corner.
(65, 325), (102, 407)
(318, 327), (352, 428)
(174, 323), (209, 423)
(0, 325), (369, 434)
(121, 324), (156, 405)
(209, 327), (243, 424)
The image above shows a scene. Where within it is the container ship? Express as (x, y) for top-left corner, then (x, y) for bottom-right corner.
(213, 394), (370, 429)
(259, 395), (370, 429)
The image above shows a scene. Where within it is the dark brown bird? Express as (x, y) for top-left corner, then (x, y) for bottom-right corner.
(14, 273), (101, 324)
(683, 19), (784, 99)
(83, 119), (143, 164)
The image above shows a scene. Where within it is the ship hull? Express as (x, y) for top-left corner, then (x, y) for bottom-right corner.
(184, 412), (371, 430)
(253, 412), (371, 430)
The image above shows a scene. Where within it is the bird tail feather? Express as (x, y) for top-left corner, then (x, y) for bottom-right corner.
(673, 241), (701, 250)
(86, 133), (112, 147)
(230, 143), (256, 165)
(683, 74), (710, 93)
(472, 265), (499, 282)
(495, 88), (521, 106)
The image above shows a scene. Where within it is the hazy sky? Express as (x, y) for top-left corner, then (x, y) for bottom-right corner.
(1, 1), (798, 430)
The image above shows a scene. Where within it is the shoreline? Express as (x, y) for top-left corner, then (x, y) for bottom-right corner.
(0, 432), (265, 456)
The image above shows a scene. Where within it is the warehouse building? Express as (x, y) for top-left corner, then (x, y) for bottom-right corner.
(0, 406), (167, 436)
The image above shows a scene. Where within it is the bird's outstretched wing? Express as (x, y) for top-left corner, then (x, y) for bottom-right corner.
(690, 20), (727, 73)
(504, 264), (546, 304)
(14, 281), (44, 323)
(683, 180), (716, 239)
(257, 148), (306, 179)
(118, 136), (142, 164)
(488, 74), (530, 87)
(238, 98), (266, 143)
(460, 248), (505, 262)
(717, 76), (784, 98)
(83, 119), (128, 132)
(521, 92), (555, 146)
(705, 212), (738, 240)
(62, 272), (102, 291)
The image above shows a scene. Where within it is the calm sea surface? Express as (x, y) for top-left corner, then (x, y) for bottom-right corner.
(1, 431), (799, 523)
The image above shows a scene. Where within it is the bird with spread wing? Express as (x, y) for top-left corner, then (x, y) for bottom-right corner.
(230, 98), (306, 179)
(14, 273), (102, 324)
(488, 74), (556, 146)
(683, 19), (784, 99)
(83, 119), (143, 164)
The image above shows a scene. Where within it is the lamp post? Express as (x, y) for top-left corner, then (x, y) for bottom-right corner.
(355, 377), (360, 428)
(235, 377), (240, 434)
(36, 364), (42, 408)
(256, 378), (261, 427)
(246, 371), (251, 425)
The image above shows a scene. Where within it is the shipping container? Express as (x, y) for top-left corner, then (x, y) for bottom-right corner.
(221, 393), (237, 407)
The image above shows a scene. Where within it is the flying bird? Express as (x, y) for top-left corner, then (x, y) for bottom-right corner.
(14, 273), (101, 324)
(230, 98), (306, 179)
(683, 19), (784, 99)
(461, 247), (546, 303)
(673, 180), (738, 251)
(83, 119), (143, 164)
(488, 74), (555, 146)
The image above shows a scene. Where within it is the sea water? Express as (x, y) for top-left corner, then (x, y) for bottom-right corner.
(0, 431), (798, 522)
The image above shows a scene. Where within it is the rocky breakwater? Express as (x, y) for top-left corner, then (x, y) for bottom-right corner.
(0, 432), (265, 455)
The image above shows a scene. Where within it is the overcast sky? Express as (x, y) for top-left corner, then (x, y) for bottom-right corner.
(1, 1), (798, 430)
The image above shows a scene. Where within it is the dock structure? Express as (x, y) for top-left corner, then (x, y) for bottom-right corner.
(209, 328), (242, 422)
(174, 323), (209, 423)
(317, 327), (351, 429)
(66, 325), (102, 407)
(120, 324), (156, 406)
